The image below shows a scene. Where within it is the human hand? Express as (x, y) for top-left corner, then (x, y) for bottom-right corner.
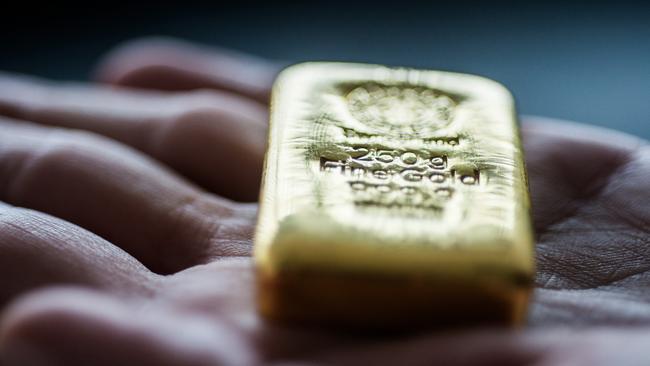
(0, 38), (648, 365)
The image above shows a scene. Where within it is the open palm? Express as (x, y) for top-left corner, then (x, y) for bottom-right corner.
(0, 39), (648, 366)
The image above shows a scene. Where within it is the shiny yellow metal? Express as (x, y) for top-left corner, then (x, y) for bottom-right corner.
(254, 62), (535, 328)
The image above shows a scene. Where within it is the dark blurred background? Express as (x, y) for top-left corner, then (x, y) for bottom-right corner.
(1, 1), (649, 137)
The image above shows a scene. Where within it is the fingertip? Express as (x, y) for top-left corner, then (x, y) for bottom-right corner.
(0, 288), (118, 366)
(94, 37), (201, 85)
(94, 36), (280, 103)
(0, 288), (152, 366)
(0, 287), (255, 366)
(1, 288), (101, 341)
(93, 37), (169, 82)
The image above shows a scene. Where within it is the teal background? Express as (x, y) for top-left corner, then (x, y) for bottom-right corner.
(1, 1), (648, 138)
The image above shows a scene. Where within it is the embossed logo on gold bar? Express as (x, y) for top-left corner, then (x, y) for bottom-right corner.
(346, 83), (457, 138)
(315, 82), (480, 213)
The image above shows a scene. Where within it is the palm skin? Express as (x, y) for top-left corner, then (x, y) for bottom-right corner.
(0, 38), (649, 366)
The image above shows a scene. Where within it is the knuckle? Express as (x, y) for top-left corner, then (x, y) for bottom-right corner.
(6, 130), (115, 199)
(154, 105), (234, 152)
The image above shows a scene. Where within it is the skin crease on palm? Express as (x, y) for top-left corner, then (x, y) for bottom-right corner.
(0, 38), (648, 366)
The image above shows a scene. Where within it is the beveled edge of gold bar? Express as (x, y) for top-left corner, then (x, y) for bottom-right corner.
(254, 61), (535, 328)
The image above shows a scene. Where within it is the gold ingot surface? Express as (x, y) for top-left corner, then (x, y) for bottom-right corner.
(254, 62), (535, 328)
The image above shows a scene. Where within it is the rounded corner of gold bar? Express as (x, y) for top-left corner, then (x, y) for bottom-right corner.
(468, 73), (516, 103)
(276, 61), (313, 75)
(274, 61), (333, 83)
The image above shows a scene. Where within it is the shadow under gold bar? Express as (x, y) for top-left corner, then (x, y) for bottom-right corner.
(254, 62), (535, 329)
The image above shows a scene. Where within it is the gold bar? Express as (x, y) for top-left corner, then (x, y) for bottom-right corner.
(254, 62), (535, 328)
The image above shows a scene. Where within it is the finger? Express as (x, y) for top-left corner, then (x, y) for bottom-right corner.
(94, 37), (281, 103)
(309, 328), (650, 366)
(0, 73), (267, 201)
(0, 204), (155, 307)
(0, 118), (255, 274)
(0, 287), (256, 366)
(6, 289), (650, 366)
